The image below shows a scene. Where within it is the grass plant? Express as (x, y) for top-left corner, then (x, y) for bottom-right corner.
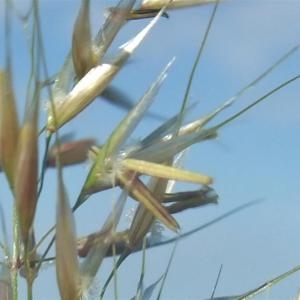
(0, 0), (299, 299)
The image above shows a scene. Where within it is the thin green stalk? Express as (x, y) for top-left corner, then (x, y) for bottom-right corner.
(27, 288), (33, 300)
(100, 252), (129, 299)
(176, 0), (219, 131)
(4, 5), (20, 296)
(37, 134), (52, 198)
(135, 237), (148, 299)
(26, 274), (33, 300)
(24, 236), (37, 300)
(11, 204), (19, 300)
(210, 264), (223, 299)
(238, 264), (300, 299)
(223, 43), (300, 107)
(32, 0), (73, 278)
(112, 243), (119, 300)
(4, 0), (12, 68)
(34, 0), (57, 198)
(34, 224), (55, 255)
(35, 230), (55, 273)
(36, 194), (87, 272)
(156, 238), (178, 300)
(213, 74), (300, 131)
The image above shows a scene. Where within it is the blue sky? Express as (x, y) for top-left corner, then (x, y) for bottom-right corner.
(1, 1), (300, 299)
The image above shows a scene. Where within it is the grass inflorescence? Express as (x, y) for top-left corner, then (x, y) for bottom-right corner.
(0, 0), (299, 299)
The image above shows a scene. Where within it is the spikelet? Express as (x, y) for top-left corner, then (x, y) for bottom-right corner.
(0, 69), (19, 186)
(46, 138), (96, 167)
(14, 120), (38, 248)
(72, 0), (94, 79)
(56, 173), (81, 300)
(47, 7), (166, 132)
(122, 158), (213, 185)
(141, 0), (217, 10)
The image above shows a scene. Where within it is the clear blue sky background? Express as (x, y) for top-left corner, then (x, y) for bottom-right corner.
(1, 1), (300, 299)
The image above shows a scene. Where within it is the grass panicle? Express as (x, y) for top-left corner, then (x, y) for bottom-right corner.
(0, 1), (299, 299)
